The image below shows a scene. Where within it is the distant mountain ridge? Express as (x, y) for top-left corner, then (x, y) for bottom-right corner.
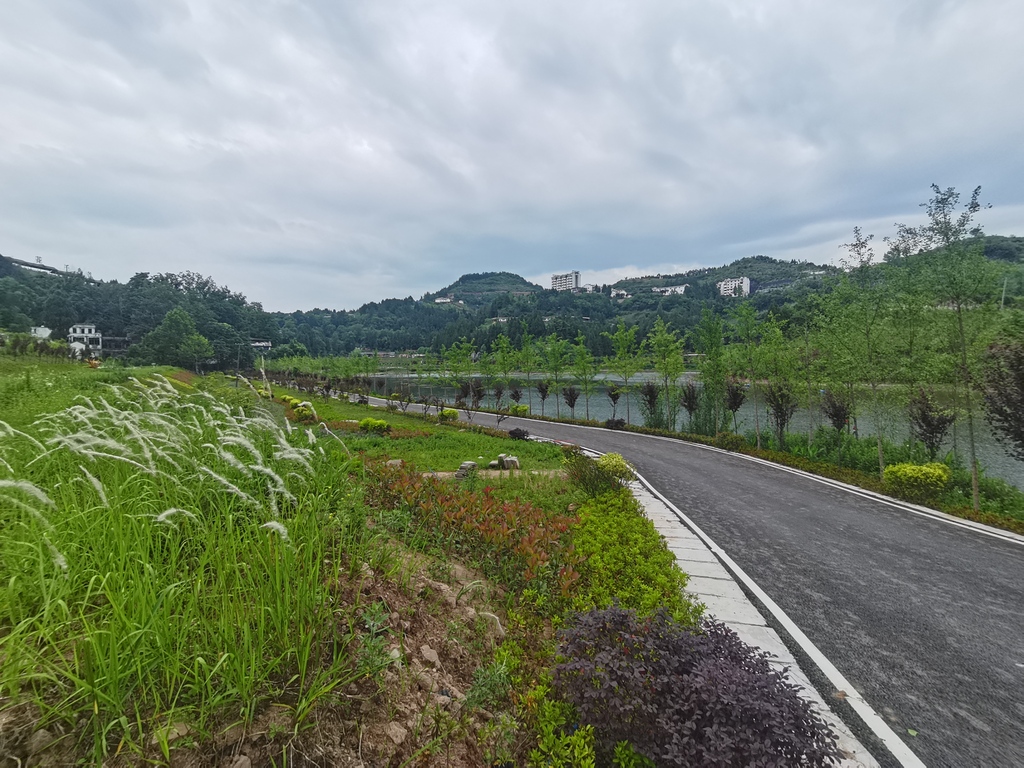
(2, 235), (1021, 358)
(609, 254), (839, 294)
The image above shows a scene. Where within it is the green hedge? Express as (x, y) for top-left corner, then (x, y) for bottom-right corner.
(571, 489), (701, 624)
(883, 462), (951, 504)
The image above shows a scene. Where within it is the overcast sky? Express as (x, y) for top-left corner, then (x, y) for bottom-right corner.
(2, 1), (1023, 312)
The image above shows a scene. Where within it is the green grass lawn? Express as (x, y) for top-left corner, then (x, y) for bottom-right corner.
(256, 379), (565, 472)
(0, 357), (150, 426)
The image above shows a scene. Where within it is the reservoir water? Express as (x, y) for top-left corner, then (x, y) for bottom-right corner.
(383, 373), (1024, 491)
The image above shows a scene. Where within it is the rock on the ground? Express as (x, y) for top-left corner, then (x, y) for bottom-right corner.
(415, 671), (436, 692)
(420, 644), (440, 667)
(150, 722), (190, 746)
(26, 729), (54, 756)
(385, 722), (408, 745)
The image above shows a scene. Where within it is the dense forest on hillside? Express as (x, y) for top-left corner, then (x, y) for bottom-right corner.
(2, 234), (1023, 364)
(4, 186), (1024, 511)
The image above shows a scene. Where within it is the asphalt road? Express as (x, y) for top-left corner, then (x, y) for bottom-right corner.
(486, 415), (1024, 767)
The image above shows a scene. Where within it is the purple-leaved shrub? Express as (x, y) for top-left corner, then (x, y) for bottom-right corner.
(553, 605), (840, 767)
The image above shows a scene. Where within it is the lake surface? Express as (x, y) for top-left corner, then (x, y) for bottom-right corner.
(380, 373), (1024, 491)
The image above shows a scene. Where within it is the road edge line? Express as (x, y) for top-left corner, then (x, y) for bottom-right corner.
(631, 468), (927, 768)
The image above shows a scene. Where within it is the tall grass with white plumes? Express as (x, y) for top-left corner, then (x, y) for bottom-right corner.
(0, 374), (390, 762)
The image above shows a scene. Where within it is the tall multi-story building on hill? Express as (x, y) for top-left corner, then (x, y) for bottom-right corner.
(551, 271), (580, 291)
(716, 276), (751, 297)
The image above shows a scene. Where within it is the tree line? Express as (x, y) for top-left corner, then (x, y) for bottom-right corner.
(265, 186), (1024, 513)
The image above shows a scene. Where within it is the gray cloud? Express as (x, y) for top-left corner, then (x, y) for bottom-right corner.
(1, 0), (1022, 311)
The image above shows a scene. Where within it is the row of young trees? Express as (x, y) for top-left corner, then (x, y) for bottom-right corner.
(704, 185), (1019, 512)
(265, 186), (1022, 512)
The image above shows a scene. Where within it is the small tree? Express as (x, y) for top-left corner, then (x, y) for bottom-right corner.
(562, 385), (581, 419)
(910, 185), (999, 510)
(455, 380), (471, 408)
(765, 381), (799, 450)
(730, 302), (764, 449)
(821, 388), (853, 466)
(542, 334), (572, 418)
(179, 333), (215, 374)
(471, 379), (486, 410)
(982, 342), (1024, 459)
(724, 378), (746, 433)
(442, 338), (476, 404)
(536, 380), (550, 416)
(907, 388), (956, 461)
(694, 309), (728, 433)
(638, 381), (663, 429)
(604, 320), (644, 424)
(571, 333), (599, 420)
(680, 381), (700, 432)
(606, 385), (621, 419)
(517, 326), (540, 410)
(646, 318), (684, 430)
(821, 389), (852, 433)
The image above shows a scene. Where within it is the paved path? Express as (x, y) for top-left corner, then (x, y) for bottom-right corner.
(625, 474), (879, 767)
(487, 416), (1024, 767)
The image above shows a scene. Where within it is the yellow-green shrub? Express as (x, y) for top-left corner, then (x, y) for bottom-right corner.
(292, 404), (316, 422)
(883, 462), (951, 504)
(358, 417), (391, 435)
(595, 453), (635, 484)
(571, 490), (701, 624)
(438, 408), (459, 423)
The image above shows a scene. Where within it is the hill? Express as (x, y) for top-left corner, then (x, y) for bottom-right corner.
(423, 271), (543, 308)
(977, 235), (1024, 263)
(611, 255), (839, 295)
(3, 237), (1021, 360)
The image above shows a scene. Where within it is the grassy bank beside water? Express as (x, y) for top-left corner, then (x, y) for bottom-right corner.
(0, 359), (840, 766)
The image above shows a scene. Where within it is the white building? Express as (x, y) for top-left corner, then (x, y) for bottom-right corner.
(651, 284), (689, 296)
(68, 323), (103, 357)
(551, 271), (581, 291)
(434, 297), (452, 304)
(611, 289), (631, 299)
(716, 276), (751, 297)
(30, 326), (52, 339)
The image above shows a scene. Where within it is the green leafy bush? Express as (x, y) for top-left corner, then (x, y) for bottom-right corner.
(527, 691), (597, 768)
(358, 417), (391, 434)
(553, 606), (839, 767)
(594, 453), (635, 484)
(571, 490), (700, 623)
(562, 445), (620, 498)
(509, 404), (531, 416)
(714, 431), (747, 451)
(438, 408), (459, 423)
(883, 462), (951, 504)
(292, 404), (316, 422)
